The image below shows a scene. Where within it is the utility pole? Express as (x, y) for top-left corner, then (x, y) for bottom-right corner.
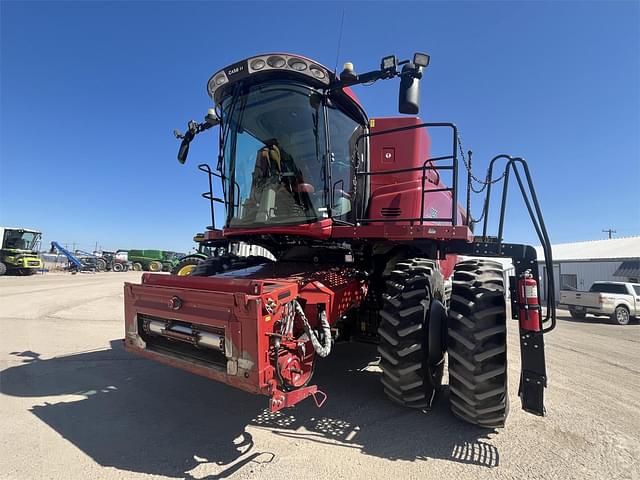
(602, 228), (616, 239)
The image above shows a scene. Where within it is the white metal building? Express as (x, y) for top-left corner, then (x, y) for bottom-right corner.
(535, 236), (640, 303)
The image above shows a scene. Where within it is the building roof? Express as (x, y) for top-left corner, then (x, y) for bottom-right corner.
(613, 260), (640, 278)
(535, 236), (640, 262)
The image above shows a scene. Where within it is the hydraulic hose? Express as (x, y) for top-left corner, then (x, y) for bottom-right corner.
(294, 300), (332, 358)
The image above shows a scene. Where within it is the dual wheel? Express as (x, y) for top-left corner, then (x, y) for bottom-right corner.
(378, 258), (508, 428)
(131, 261), (163, 272)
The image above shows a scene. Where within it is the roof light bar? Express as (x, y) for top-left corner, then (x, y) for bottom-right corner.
(207, 54), (331, 101)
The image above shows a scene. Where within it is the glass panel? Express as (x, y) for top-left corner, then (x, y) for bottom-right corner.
(589, 283), (607, 293)
(612, 284), (627, 294)
(590, 283), (627, 294)
(221, 82), (327, 227)
(560, 274), (577, 291)
(328, 105), (363, 219)
(3, 230), (38, 250)
(633, 285), (640, 295)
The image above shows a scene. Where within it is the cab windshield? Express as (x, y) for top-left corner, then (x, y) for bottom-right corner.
(3, 230), (40, 251)
(221, 82), (327, 227)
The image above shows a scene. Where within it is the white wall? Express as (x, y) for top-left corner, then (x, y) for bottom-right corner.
(539, 260), (623, 302)
(559, 261), (622, 291)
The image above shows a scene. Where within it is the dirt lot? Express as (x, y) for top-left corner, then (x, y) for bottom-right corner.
(1, 272), (638, 480)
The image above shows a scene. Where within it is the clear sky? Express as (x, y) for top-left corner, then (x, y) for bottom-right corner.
(1, 1), (638, 252)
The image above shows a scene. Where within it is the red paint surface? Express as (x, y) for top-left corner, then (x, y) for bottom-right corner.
(367, 117), (465, 226)
(223, 218), (333, 240)
(124, 264), (366, 400)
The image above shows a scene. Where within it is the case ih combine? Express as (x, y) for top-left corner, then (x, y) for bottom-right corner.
(124, 52), (556, 428)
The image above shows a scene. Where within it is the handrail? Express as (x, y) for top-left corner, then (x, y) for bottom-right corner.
(197, 163), (239, 229)
(478, 155), (556, 333)
(354, 159), (456, 225)
(352, 122), (463, 228)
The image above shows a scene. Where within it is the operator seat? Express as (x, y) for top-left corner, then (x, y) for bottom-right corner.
(252, 141), (283, 222)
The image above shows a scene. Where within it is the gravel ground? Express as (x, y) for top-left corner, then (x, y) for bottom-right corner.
(1, 272), (638, 480)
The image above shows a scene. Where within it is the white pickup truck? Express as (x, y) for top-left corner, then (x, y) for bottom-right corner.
(560, 282), (640, 325)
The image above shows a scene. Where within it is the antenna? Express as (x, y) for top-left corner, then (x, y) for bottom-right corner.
(333, 9), (346, 74)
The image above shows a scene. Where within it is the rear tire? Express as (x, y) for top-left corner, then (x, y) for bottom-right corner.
(378, 258), (446, 409)
(132, 262), (143, 272)
(569, 307), (586, 319)
(112, 263), (124, 272)
(612, 305), (630, 325)
(96, 258), (107, 271)
(447, 259), (508, 428)
(148, 261), (163, 272)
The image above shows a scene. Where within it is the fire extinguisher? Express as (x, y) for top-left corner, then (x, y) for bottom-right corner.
(518, 269), (541, 331)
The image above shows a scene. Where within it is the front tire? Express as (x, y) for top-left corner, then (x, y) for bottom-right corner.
(132, 262), (143, 272)
(378, 258), (446, 409)
(447, 259), (508, 428)
(112, 262), (124, 272)
(172, 257), (203, 276)
(191, 254), (272, 277)
(0, 262), (6, 276)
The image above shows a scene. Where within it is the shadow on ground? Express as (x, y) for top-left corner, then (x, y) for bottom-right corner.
(556, 310), (627, 325)
(1, 341), (498, 478)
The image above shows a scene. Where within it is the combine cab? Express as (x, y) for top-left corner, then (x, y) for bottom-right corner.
(124, 52), (556, 427)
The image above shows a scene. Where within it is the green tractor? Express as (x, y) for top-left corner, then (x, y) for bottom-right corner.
(172, 233), (229, 276)
(124, 249), (181, 272)
(0, 227), (44, 276)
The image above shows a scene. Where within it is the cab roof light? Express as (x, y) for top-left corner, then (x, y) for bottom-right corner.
(413, 52), (430, 68)
(381, 55), (397, 73)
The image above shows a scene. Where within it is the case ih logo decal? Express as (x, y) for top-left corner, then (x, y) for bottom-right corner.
(226, 61), (247, 77)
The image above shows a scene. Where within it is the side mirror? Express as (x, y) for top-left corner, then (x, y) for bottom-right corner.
(177, 136), (191, 164)
(398, 63), (422, 115)
(175, 111), (219, 164)
(175, 126), (195, 164)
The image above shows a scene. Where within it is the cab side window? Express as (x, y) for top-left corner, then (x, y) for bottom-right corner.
(327, 106), (363, 220)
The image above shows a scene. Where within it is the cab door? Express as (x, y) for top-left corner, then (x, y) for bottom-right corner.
(327, 104), (365, 223)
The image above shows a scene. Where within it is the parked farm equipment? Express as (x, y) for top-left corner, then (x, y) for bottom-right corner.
(124, 250), (181, 272)
(86, 250), (132, 272)
(124, 52), (556, 428)
(172, 233), (226, 276)
(49, 242), (97, 273)
(0, 226), (43, 275)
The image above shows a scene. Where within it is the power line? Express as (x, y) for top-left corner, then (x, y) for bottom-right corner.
(602, 228), (616, 239)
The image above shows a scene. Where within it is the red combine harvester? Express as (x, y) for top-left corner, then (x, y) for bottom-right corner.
(124, 52), (556, 428)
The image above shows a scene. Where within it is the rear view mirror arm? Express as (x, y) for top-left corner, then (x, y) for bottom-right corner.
(175, 109), (220, 164)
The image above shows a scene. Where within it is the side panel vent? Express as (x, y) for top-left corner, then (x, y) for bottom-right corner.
(380, 207), (402, 217)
